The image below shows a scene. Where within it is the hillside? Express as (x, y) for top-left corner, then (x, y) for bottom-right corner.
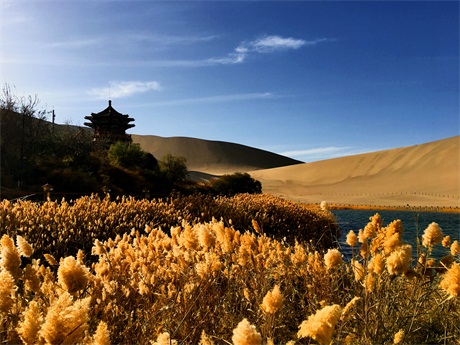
(250, 136), (460, 208)
(3, 107), (457, 207)
(132, 134), (302, 175)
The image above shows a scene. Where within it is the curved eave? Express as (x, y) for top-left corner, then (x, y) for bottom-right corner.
(91, 106), (126, 118)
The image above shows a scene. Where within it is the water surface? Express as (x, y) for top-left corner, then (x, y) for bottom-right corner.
(332, 209), (460, 260)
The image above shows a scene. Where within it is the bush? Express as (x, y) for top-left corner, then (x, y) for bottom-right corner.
(107, 141), (158, 171)
(159, 153), (188, 184)
(209, 172), (262, 196)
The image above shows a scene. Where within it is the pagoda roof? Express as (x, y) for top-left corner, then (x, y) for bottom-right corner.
(84, 100), (135, 122)
(84, 100), (135, 133)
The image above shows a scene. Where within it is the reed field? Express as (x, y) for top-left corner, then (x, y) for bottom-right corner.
(0, 194), (459, 344)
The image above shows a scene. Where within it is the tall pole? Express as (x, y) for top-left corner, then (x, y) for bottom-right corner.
(51, 109), (55, 136)
(19, 112), (25, 188)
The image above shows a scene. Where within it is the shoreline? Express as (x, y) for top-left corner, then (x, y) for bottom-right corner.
(271, 194), (460, 214)
(300, 201), (460, 214)
(327, 203), (460, 214)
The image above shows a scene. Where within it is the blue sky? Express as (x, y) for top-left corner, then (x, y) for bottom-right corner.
(1, 1), (458, 162)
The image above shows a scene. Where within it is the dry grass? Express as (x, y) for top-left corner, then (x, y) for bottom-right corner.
(0, 194), (337, 261)
(0, 197), (459, 344)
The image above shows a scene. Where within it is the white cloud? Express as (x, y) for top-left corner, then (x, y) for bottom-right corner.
(87, 81), (161, 100)
(212, 35), (329, 65)
(250, 35), (307, 52)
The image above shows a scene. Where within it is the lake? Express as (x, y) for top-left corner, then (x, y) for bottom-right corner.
(331, 209), (460, 260)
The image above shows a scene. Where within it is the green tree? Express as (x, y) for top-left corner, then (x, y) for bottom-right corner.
(159, 153), (188, 184)
(107, 141), (158, 171)
(209, 172), (262, 196)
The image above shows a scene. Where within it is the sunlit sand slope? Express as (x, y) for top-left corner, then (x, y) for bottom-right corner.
(250, 136), (460, 207)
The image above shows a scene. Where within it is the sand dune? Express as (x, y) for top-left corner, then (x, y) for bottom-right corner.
(132, 134), (302, 175)
(133, 133), (459, 207)
(250, 136), (460, 207)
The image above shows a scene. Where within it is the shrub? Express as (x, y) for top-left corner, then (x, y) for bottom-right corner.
(159, 153), (188, 183)
(107, 141), (158, 171)
(209, 172), (262, 196)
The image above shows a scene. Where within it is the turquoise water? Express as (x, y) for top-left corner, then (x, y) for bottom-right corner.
(332, 209), (460, 260)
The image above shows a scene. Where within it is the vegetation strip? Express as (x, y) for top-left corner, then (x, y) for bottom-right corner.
(0, 195), (459, 344)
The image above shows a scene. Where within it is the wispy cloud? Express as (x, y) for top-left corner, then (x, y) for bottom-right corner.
(282, 146), (352, 157)
(209, 35), (330, 65)
(124, 33), (218, 46)
(1, 3), (33, 25)
(48, 38), (101, 49)
(47, 32), (216, 51)
(1, 13), (32, 26)
(87, 81), (161, 100)
(134, 92), (277, 107)
(3, 32), (329, 68)
(206, 54), (246, 65)
(280, 146), (375, 162)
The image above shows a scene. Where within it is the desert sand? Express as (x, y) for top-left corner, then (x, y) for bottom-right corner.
(133, 134), (460, 209)
(250, 136), (460, 208)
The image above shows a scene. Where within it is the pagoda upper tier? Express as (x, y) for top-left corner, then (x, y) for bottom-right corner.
(84, 100), (135, 143)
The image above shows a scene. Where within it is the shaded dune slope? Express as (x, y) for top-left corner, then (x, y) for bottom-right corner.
(132, 134), (302, 175)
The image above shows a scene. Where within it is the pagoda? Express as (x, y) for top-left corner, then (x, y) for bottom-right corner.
(84, 100), (135, 143)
